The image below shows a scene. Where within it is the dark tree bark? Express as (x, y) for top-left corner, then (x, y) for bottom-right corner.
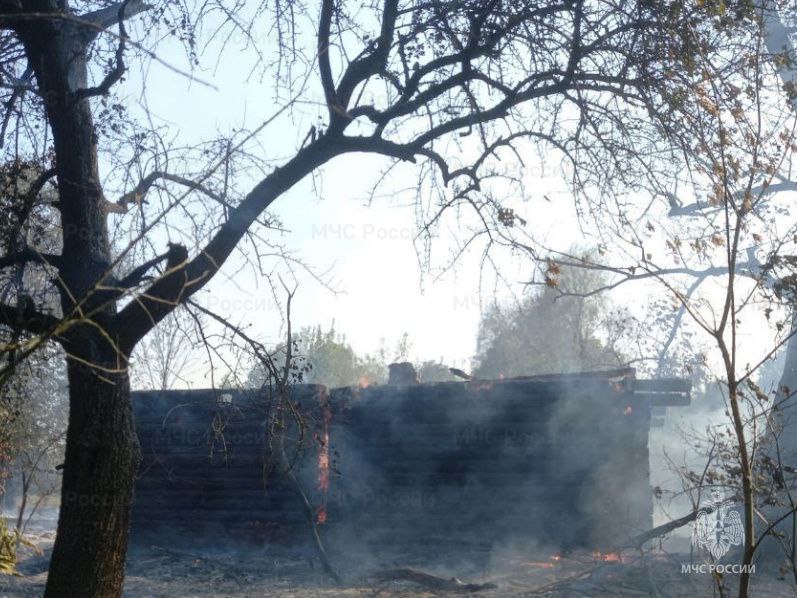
(46, 356), (139, 597)
(10, 6), (142, 596)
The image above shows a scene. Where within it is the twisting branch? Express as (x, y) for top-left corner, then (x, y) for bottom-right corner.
(116, 171), (236, 212)
(116, 250), (169, 289)
(79, 0), (150, 41)
(0, 247), (60, 269)
(0, 300), (59, 336)
(0, 66), (32, 148)
(74, 0), (132, 100)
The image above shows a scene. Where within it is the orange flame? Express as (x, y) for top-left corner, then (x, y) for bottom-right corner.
(316, 390), (332, 490)
(317, 429), (330, 492)
(357, 376), (371, 388)
(521, 555), (562, 569)
(593, 551), (623, 563)
(316, 506), (327, 524)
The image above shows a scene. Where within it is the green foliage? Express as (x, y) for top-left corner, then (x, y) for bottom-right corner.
(0, 343), (67, 513)
(0, 517), (19, 575)
(247, 326), (463, 388)
(416, 360), (458, 383)
(0, 403), (18, 494)
(0, 371), (27, 497)
(248, 324), (390, 388)
(300, 325), (389, 388)
(0, 516), (39, 576)
(473, 263), (624, 378)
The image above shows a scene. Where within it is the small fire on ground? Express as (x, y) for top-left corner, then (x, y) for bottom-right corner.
(592, 550), (625, 563)
(521, 551), (627, 569)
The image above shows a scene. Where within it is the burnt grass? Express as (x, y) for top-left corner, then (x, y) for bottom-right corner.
(2, 532), (796, 597)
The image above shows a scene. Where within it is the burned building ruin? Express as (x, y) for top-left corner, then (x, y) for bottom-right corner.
(130, 368), (690, 552)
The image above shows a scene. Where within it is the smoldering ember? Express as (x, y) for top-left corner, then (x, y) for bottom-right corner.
(6, 2), (797, 598)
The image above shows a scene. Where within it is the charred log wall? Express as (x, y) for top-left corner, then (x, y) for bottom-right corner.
(131, 385), (328, 544)
(327, 372), (653, 550)
(130, 371), (688, 550)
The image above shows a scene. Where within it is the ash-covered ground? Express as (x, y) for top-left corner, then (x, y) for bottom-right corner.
(2, 530), (796, 597)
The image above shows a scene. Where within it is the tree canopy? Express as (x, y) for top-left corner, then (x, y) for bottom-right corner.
(474, 263), (624, 378)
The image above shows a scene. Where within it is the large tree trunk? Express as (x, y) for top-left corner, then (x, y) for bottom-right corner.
(44, 348), (140, 598)
(14, 9), (144, 595)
